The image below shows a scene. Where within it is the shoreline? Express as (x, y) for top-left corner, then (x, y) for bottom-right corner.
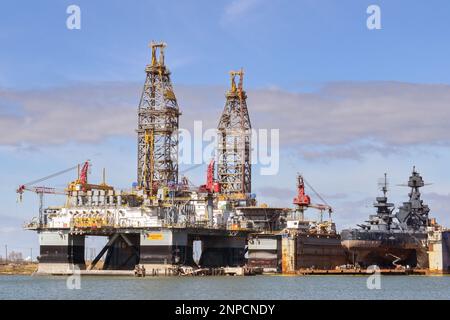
(1, 264), (448, 277)
(0, 263), (38, 275)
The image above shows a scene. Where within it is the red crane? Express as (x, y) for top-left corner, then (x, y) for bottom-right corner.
(293, 174), (332, 219)
(199, 159), (220, 193)
(293, 175), (311, 208)
(79, 161), (89, 185)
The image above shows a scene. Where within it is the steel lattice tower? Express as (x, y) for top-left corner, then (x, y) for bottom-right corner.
(137, 42), (180, 194)
(217, 69), (252, 195)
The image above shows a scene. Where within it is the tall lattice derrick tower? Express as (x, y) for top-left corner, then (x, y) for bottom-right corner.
(217, 69), (252, 196)
(137, 42), (180, 194)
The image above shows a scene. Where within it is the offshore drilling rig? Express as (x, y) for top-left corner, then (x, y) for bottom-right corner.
(19, 42), (354, 275)
(19, 42), (260, 274)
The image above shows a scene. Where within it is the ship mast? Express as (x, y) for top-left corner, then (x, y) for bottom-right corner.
(371, 173), (395, 230)
(381, 173), (388, 197)
(396, 167), (431, 231)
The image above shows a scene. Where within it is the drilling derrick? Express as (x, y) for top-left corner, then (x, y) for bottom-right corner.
(137, 42), (180, 194)
(217, 69), (252, 198)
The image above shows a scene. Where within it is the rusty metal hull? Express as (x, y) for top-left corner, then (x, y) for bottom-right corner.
(341, 229), (429, 268)
(294, 233), (348, 270)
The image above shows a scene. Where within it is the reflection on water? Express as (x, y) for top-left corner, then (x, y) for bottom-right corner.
(0, 275), (449, 300)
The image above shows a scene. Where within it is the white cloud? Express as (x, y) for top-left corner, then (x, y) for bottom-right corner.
(0, 226), (20, 234)
(248, 82), (450, 147)
(1, 81), (450, 161)
(0, 83), (139, 146)
(424, 192), (450, 227)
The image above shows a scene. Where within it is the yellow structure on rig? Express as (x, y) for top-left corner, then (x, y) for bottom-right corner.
(66, 161), (113, 193)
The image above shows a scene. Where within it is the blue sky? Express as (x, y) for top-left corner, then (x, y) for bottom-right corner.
(3, 0), (450, 88)
(1, 0), (450, 258)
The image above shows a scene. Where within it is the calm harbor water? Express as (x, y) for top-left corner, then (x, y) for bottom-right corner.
(0, 275), (449, 300)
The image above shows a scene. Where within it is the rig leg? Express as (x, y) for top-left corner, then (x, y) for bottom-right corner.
(103, 233), (140, 270)
(36, 230), (86, 275)
(199, 236), (246, 268)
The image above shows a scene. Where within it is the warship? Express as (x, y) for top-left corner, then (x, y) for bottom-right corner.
(341, 168), (430, 268)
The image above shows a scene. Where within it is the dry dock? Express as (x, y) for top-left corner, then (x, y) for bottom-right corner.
(294, 268), (428, 276)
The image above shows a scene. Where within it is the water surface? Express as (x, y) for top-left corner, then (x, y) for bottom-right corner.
(1, 275), (449, 300)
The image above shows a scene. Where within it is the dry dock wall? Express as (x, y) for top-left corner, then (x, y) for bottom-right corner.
(295, 234), (348, 270)
(428, 230), (450, 273)
(281, 233), (348, 272)
(248, 235), (281, 272)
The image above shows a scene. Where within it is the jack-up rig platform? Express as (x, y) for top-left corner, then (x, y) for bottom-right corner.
(18, 42), (268, 275)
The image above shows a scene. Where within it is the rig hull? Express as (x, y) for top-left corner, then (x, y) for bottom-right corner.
(35, 227), (249, 275)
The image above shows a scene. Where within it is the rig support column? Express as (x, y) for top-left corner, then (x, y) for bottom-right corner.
(139, 229), (192, 274)
(198, 235), (246, 268)
(37, 230), (85, 274)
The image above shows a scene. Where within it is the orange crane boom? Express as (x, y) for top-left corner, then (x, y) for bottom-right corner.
(16, 161), (88, 226)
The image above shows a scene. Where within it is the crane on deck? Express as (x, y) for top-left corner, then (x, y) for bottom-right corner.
(199, 159), (220, 194)
(293, 174), (333, 221)
(16, 160), (92, 226)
